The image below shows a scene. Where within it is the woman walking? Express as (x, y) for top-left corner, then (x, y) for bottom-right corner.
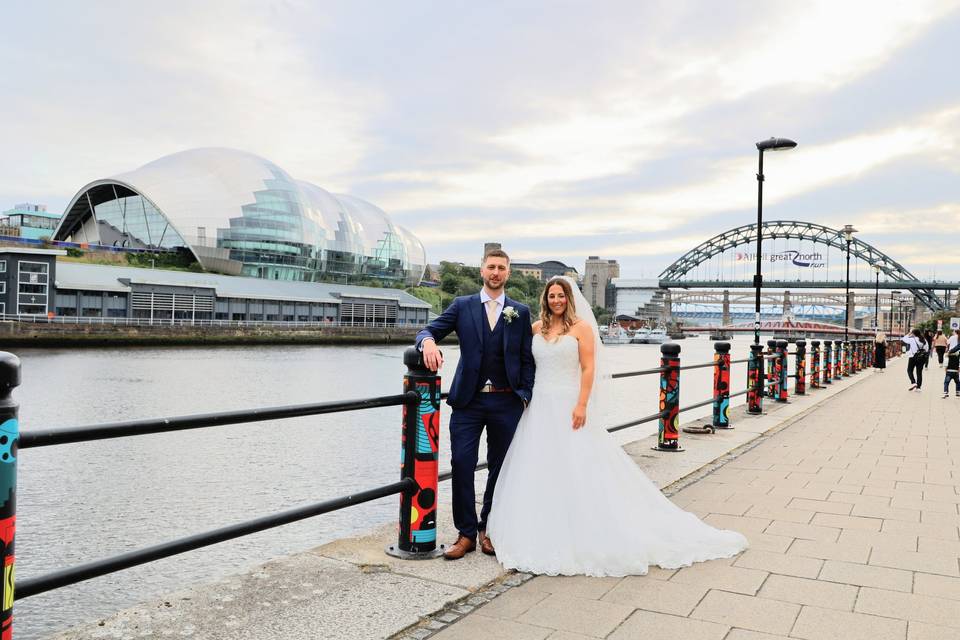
(901, 329), (928, 391)
(933, 331), (949, 367)
(924, 331), (934, 369)
(874, 332), (887, 371)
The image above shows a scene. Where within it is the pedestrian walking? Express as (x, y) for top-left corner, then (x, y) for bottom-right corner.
(901, 329), (928, 391)
(874, 332), (887, 371)
(933, 331), (949, 367)
(924, 331), (934, 369)
(943, 341), (960, 399)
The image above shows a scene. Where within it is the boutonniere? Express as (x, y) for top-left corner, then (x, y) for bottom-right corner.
(503, 306), (519, 323)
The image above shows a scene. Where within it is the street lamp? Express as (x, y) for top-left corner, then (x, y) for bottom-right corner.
(842, 224), (857, 342)
(872, 262), (882, 331)
(754, 137), (797, 344)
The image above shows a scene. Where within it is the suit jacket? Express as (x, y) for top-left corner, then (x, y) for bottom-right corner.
(416, 293), (535, 409)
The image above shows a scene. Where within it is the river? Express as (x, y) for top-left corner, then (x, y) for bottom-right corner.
(9, 335), (758, 638)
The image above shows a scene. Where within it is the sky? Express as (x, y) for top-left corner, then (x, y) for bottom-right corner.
(3, 0), (960, 281)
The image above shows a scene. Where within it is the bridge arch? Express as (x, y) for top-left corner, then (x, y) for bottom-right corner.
(658, 220), (945, 311)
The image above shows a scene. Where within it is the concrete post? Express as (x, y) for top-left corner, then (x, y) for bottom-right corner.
(386, 347), (443, 559)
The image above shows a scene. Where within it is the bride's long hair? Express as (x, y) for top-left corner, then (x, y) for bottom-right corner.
(539, 277), (579, 336)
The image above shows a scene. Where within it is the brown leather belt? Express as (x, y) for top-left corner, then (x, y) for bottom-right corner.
(479, 384), (512, 393)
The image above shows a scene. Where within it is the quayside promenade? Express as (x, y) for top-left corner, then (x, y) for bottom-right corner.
(42, 344), (952, 640)
(427, 365), (960, 640)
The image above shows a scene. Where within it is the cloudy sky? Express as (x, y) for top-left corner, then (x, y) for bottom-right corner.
(3, 1), (960, 280)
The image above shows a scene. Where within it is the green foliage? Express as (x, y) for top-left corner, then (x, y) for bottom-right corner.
(409, 261), (547, 315)
(65, 247), (84, 258)
(125, 251), (199, 271)
(405, 286), (455, 315)
(593, 305), (613, 326)
(918, 310), (959, 333)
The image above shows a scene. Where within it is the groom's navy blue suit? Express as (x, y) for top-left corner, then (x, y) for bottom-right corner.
(416, 293), (535, 539)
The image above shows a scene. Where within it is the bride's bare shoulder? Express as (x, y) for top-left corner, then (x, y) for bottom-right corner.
(531, 320), (542, 335)
(570, 320), (592, 339)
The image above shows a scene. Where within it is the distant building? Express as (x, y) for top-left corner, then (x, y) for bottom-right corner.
(512, 260), (578, 282)
(583, 256), (620, 310)
(1, 203), (60, 240)
(610, 278), (666, 319)
(0, 247), (430, 324)
(513, 265), (543, 280)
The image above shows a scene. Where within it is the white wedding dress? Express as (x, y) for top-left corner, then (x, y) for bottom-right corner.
(486, 332), (748, 577)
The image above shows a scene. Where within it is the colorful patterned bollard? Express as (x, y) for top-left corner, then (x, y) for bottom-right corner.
(0, 353), (19, 640)
(712, 341), (732, 429)
(747, 344), (764, 415)
(655, 343), (682, 451)
(795, 340), (807, 395)
(843, 341), (852, 377)
(834, 340), (844, 380)
(810, 340), (821, 389)
(776, 340), (789, 402)
(766, 339), (778, 398)
(823, 340), (833, 385)
(852, 341), (860, 373)
(387, 347), (443, 559)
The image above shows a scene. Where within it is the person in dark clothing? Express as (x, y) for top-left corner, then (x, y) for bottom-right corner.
(874, 332), (887, 371)
(902, 329), (928, 391)
(943, 342), (960, 398)
(924, 331), (934, 369)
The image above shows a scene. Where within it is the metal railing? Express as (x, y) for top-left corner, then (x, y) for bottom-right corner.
(0, 336), (886, 635)
(0, 314), (420, 330)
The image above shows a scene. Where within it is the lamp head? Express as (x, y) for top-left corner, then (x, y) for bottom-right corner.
(872, 262), (882, 274)
(756, 137), (797, 151)
(842, 224), (858, 242)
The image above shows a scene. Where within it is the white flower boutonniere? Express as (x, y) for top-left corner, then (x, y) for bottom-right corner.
(503, 306), (519, 323)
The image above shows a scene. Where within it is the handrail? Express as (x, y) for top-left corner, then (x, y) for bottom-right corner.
(19, 393), (417, 448)
(16, 478), (417, 600)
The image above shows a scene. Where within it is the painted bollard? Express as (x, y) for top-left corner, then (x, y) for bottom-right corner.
(712, 341), (732, 429)
(767, 339), (778, 398)
(823, 340), (833, 384)
(811, 340), (821, 389)
(747, 343), (764, 415)
(387, 347), (443, 559)
(852, 341), (860, 373)
(776, 340), (789, 402)
(655, 343), (682, 451)
(834, 340), (844, 380)
(0, 353), (19, 640)
(795, 340), (807, 395)
(843, 341), (851, 376)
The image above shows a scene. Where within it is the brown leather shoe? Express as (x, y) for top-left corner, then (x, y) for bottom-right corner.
(478, 531), (496, 556)
(443, 534), (476, 560)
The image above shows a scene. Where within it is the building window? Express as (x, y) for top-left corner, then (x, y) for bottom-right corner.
(17, 260), (48, 315)
(0, 260), (5, 273)
(0, 282), (4, 295)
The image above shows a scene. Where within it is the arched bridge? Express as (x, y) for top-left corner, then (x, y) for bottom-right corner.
(658, 221), (959, 311)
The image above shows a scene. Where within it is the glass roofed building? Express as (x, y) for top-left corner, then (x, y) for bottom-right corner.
(53, 148), (426, 285)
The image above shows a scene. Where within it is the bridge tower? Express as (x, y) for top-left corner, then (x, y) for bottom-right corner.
(846, 292), (856, 330)
(722, 290), (731, 326)
(782, 290), (792, 321)
(662, 290), (673, 324)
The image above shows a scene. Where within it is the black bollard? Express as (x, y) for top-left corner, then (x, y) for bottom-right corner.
(811, 340), (821, 389)
(0, 352), (20, 637)
(766, 339), (778, 398)
(776, 340), (789, 402)
(834, 340), (844, 380)
(386, 347), (444, 559)
(823, 340), (833, 385)
(747, 344), (764, 414)
(795, 340), (807, 395)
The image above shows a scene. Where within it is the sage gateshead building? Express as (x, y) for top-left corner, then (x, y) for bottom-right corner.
(52, 148), (426, 286)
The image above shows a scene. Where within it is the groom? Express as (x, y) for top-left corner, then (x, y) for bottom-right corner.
(416, 249), (535, 559)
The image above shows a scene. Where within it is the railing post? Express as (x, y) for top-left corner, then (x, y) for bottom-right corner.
(810, 340), (821, 389)
(766, 339), (778, 398)
(712, 341), (732, 430)
(0, 352), (20, 638)
(776, 339), (789, 402)
(834, 340), (844, 380)
(795, 340), (807, 395)
(823, 340), (833, 384)
(386, 347), (443, 559)
(747, 343), (764, 415)
(654, 343), (682, 452)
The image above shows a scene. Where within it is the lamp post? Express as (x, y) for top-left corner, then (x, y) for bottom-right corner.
(754, 137), (797, 345)
(872, 262), (881, 331)
(842, 224), (857, 342)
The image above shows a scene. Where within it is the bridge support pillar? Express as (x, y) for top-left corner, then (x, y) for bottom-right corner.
(782, 290), (792, 321)
(662, 290), (673, 325)
(722, 290), (731, 326)
(846, 292), (856, 331)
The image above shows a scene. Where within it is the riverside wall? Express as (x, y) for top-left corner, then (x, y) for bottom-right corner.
(0, 322), (441, 347)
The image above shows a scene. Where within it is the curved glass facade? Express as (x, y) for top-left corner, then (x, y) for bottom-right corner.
(54, 148), (426, 286)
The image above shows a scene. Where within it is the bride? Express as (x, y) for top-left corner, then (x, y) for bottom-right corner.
(485, 276), (748, 576)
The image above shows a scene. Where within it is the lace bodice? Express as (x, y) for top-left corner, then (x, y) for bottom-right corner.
(532, 333), (581, 390)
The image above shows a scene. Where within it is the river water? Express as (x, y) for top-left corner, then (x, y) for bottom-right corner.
(10, 335), (758, 638)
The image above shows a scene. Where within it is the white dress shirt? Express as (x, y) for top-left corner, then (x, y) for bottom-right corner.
(479, 289), (505, 324)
